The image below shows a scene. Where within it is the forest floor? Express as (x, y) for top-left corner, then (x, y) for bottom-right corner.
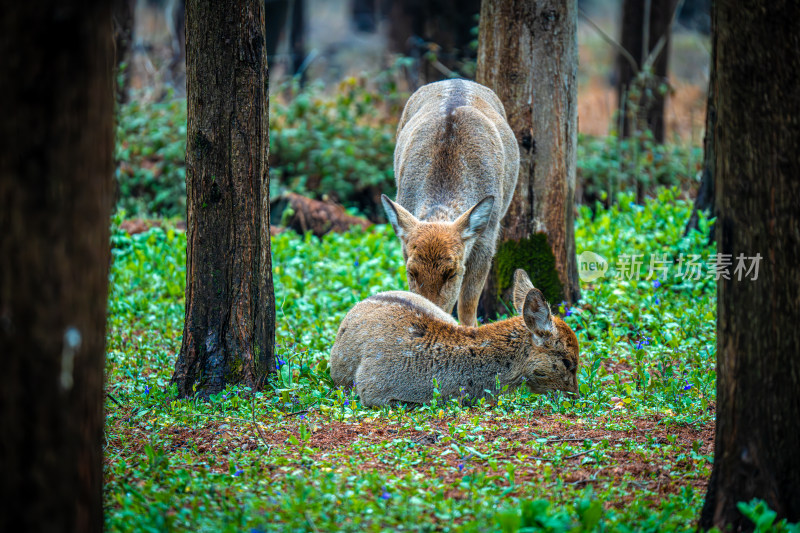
(104, 189), (720, 532)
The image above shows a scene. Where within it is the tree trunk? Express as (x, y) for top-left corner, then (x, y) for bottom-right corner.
(172, 0), (276, 398)
(265, 0), (290, 61)
(616, 0), (677, 143)
(476, 0), (580, 318)
(388, 0), (481, 86)
(113, 0), (136, 103)
(684, 32), (715, 241)
(0, 4), (114, 532)
(699, 0), (800, 529)
(290, 0), (306, 80)
(352, 0), (378, 32)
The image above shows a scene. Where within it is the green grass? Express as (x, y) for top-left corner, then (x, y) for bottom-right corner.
(103, 186), (739, 532)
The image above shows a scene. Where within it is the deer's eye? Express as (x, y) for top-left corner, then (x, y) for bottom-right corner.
(407, 270), (418, 282)
(561, 358), (574, 372)
(442, 269), (456, 282)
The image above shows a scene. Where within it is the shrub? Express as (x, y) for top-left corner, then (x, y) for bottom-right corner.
(577, 131), (703, 206)
(115, 96), (187, 218)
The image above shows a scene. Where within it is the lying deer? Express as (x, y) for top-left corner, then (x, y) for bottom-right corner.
(330, 270), (579, 407)
(382, 78), (519, 327)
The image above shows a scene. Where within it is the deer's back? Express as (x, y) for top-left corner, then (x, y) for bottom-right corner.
(394, 79), (518, 222)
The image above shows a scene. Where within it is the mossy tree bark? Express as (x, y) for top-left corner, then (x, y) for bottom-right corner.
(699, 0), (800, 528)
(616, 0), (677, 143)
(476, 0), (580, 317)
(172, 0), (276, 397)
(0, 3), (114, 531)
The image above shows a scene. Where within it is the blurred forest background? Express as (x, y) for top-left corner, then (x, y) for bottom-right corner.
(115, 0), (710, 222)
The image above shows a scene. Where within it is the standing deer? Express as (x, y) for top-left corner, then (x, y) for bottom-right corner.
(382, 79), (519, 326)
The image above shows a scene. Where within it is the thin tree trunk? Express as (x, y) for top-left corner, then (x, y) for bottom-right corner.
(290, 0), (306, 80)
(265, 0), (290, 61)
(0, 4), (114, 532)
(685, 11), (715, 241)
(172, 0), (275, 398)
(388, 0), (481, 85)
(699, 0), (800, 529)
(113, 0), (136, 103)
(684, 46), (715, 241)
(617, 0), (677, 143)
(477, 0), (580, 318)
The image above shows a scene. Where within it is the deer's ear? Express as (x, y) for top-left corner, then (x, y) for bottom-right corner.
(455, 196), (495, 241)
(513, 269), (535, 314)
(381, 195), (419, 241)
(522, 287), (553, 338)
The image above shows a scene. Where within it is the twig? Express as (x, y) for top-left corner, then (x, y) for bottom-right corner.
(642, 0), (686, 73)
(430, 59), (458, 78)
(578, 8), (638, 73)
(286, 409), (309, 417)
(563, 449), (593, 460)
(106, 392), (123, 407)
(251, 396), (272, 455)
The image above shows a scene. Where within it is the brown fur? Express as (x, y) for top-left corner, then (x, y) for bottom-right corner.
(329, 270), (579, 407)
(382, 79), (519, 326)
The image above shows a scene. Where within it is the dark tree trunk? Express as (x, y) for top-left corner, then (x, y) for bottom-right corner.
(168, 0), (187, 87)
(113, 0), (136, 103)
(685, 9), (716, 242)
(290, 0), (305, 79)
(616, 0), (677, 143)
(699, 0), (800, 529)
(172, 0), (276, 398)
(0, 4), (114, 532)
(477, 0), (580, 319)
(352, 0), (377, 32)
(265, 0), (290, 61)
(388, 0), (481, 86)
(685, 43), (715, 241)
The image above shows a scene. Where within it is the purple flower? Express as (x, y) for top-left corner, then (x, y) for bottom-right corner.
(144, 385), (151, 395)
(234, 469), (244, 477)
(635, 341), (644, 350)
(458, 463), (464, 472)
(655, 297), (661, 305)
(565, 308), (573, 317)
(343, 400), (350, 407)
(354, 260), (359, 267)
(652, 279), (661, 289)
(380, 488), (391, 500)
(299, 414), (306, 420)
(277, 358), (286, 368)
(683, 383), (692, 391)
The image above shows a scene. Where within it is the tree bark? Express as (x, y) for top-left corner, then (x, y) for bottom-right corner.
(0, 4), (114, 532)
(699, 0), (800, 529)
(476, 0), (580, 318)
(172, 0), (276, 398)
(616, 0), (677, 143)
